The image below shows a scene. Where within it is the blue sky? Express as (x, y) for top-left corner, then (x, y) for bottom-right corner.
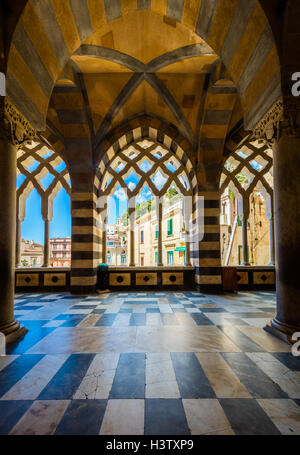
(22, 188), (71, 245)
(21, 174), (156, 243)
(107, 183), (153, 225)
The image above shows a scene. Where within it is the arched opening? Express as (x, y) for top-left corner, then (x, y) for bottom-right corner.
(98, 137), (193, 268)
(16, 140), (71, 268)
(220, 140), (274, 267)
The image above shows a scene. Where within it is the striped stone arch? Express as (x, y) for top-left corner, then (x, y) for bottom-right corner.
(94, 114), (195, 170)
(7, 0), (280, 131)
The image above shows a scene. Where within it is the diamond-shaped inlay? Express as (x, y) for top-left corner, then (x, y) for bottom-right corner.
(261, 274), (267, 282)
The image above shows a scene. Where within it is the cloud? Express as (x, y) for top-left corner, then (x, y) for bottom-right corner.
(114, 188), (127, 201)
(152, 171), (167, 190)
(128, 181), (136, 191)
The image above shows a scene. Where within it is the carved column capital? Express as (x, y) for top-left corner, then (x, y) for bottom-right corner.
(252, 98), (283, 146)
(278, 97), (300, 139)
(252, 97), (300, 145)
(0, 99), (37, 148)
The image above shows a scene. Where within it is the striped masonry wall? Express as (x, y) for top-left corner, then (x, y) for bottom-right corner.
(70, 191), (101, 294)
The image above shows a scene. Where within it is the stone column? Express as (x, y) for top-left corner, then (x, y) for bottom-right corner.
(42, 218), (50, 267)
(183, 195), (192, 267)
(15, 217), (23, 268)
(0, 99), (36, 342)
(157, 199), (163, 266)
(102, 225), (107, 264)
(269, 212), (275, 266)
(253, 102), (300, 343)
(264, 122), (300, 342)
(241, 196), (250, 265)
(129, 197), (136, 267)
(42, 198), (52, 268)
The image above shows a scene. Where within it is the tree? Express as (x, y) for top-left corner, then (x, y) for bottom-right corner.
(21, 259), (29, 267)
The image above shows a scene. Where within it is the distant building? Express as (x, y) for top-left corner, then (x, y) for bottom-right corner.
(20, 239), (44, 267)
(106, 218), (128, 265)
(50, 237), (71, 267)
(135, 197), (187, 266)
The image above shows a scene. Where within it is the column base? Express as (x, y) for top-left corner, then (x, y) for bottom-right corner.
(0, 320), (28, 345)
(264, 318), (300, 345)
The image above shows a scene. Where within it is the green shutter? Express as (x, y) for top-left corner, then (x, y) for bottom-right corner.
(167, 218), (173, 235)
(155, 225), (158, 239)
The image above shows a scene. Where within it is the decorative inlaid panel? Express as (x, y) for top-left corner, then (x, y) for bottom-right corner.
(253, 271), (275, 285)
(162, 272), (184, 285)
(44, 273), (66, 287)
(16, 273), (39, 287)
(236, 271), (249, 285)
(136, 273), (157, 286)
(109, 273), (131, 286)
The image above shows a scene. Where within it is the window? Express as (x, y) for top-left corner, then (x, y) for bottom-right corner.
(167, 251), (174, 265)
(220, 140), (273, 266)
(107, 255), (111, 264)
(155, 251), (158, 264)
(140, 255), (144, 266)
(167, 218), (173, 236)
(100, 139), (193, 267)
(121, 255), (126, 264)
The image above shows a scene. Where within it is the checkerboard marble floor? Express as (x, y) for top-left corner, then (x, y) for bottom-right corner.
(1, 290), (300, 435)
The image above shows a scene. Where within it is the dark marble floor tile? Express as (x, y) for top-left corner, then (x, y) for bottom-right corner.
(59, 315), (90, 327)
(222, 353), (288, 398)
(94, 314), (117, 326)
(55, 399), (107, 435)
(219, 399), (280, 435)
(109, 353), (145, 399)
(218, 325), (264, 352)
(201, 308), (228, 313)
(69, 305), (98, 310)
(38, 354), (95, 400)
(145, 399), (190, 435)
(0, 400), (33, 435)
(146, 308), (160, 313)
(189, 313), (214, 326)
(6, 327), (56, 354)
(272, 352), (300, 371)
(0, 355), (44, 397)
(18, 306), (43, 311)
(129, 314), (146, 326)
(171, 352), (215, 398)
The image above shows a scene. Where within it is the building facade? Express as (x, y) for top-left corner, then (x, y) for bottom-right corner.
(50, 237), (71, 267)
(19, 239), (43, 267)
